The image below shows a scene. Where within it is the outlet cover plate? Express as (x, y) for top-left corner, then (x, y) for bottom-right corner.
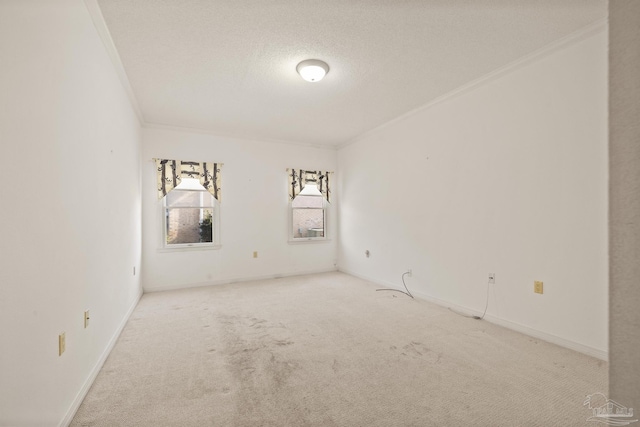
(534, 281), (544, 294)
(59, 332), (66, 356)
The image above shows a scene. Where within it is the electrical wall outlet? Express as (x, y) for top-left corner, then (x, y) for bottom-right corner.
(406, 269), (412, 277)
(488, 273), (496, 284)
(59, 332), (66, 356)
(253, 251), (258, 258)
(534, 281), (544, 294)
(84, 310), (90, 328)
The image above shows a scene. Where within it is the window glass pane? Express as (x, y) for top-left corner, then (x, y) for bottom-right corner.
(292, 194), (323, 208)
(292, 208), (324, 238)
(166, 208), (213, 244)
(166, 189), (214, 208)
(174, 178), (205, 191)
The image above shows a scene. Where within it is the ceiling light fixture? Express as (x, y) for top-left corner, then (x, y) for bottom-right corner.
(296, 59), (329, 82)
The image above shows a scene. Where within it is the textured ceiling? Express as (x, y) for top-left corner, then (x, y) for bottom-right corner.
(96, 0), (606, 146)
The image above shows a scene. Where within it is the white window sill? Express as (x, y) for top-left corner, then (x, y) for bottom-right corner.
(288, 238), (331, 245)
(158, 244), (222, 253)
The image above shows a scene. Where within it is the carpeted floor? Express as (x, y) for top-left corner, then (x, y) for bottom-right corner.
(71, 272), (607, 426)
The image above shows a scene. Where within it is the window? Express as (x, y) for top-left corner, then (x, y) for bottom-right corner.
(290, 183), (326, 241)
(162, 178), (219, 248)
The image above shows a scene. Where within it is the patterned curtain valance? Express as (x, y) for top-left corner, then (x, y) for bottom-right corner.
(155, 158), (223, 201)
(287, 169), (333, 203)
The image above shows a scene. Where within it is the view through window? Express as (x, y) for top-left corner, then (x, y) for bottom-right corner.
(164, 179), (216, 247)
(291, 194), (325, 239)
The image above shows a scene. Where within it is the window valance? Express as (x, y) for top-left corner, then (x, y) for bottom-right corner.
(155, 158), (222, 201)
(287, 169), (333, 203)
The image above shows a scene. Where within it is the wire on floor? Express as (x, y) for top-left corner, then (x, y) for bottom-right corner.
(376, 271), (414, 299)
(448, 279), (490, 320)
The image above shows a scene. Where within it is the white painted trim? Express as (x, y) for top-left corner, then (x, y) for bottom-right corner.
(156, 244), (222, 253)
(338, 18), (608, 150)
(143, 122), (338, 151)
(83, 0), (144, 124)
(482, 312), (608, 362)
(339, 268), (608, 361)
(144, 267), (338, 293)
(287, 239), (331, 244)
(161, 189), (221, 250)
(288, 196), (329, 242)
(59, 289), (143, 427)
(82, 0), (606, 152)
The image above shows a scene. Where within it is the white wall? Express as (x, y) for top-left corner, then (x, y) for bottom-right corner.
(338, 28), (608, 357)
(141, 127), (338, 291)
(0, 1), (142, 425)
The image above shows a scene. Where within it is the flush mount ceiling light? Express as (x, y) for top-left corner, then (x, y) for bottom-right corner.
(296, 59), (329, 82)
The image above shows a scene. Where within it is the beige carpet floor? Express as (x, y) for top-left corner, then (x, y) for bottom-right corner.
(71, 272), (607, 426)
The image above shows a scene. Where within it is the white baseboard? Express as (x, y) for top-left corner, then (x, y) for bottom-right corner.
(339, 268), (608, 362)
(144, 267), (339, 293)
(482, 311), (608, 361)
(59, 288), (144, 427)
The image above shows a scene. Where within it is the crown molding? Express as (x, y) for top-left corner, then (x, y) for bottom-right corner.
(83, 1), (338, 151)
(83, 1), (605, 152)
(143, 122), (339, 151)
(83, 0), (144, 124)
(338, 18), (608, 150)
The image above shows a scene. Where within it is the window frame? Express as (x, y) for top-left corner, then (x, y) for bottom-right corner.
(288, 194), (328, 243)
(159, 184), (221, 251)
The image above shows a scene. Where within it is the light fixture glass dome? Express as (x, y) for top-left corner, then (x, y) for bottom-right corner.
(296, 59), (329, 82)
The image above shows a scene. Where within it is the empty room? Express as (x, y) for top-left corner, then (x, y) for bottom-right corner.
(1, 1), (639, 426)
